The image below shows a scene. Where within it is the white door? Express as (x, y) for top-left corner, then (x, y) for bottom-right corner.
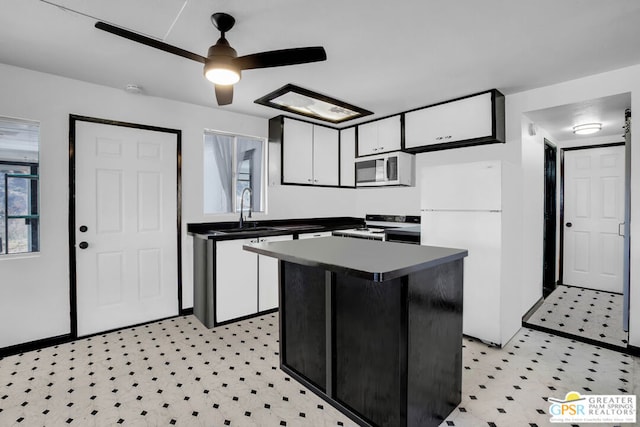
(357, 121), (379, 156)
(563, 146), (625, 292)
(312, 126), (339, 186)
(258, 234), (293, 311)
(282, 118), (313, 184)
(216, 238), (258, 323)
(75, 121), (179, 336)
(340, 127), (356, 187)
(421, 210), (502, 345)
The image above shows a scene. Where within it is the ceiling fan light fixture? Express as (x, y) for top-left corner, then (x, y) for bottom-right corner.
(204, 66), (240, 85)
(572, 123), (602, 135)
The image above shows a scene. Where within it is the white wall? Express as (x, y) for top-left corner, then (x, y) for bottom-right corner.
(519, 117), (547, 313)
(0, 62), (355, 349)
(508, 63), (640, 348)
(3, 59), (639, 351)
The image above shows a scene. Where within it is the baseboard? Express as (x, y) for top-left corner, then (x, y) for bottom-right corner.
(523, 321), (632, 355)
(0, 334), (73, 358)
(1, 310), (196, 359)
(521, 296), (544, 322)
(558, 283), (624, 296)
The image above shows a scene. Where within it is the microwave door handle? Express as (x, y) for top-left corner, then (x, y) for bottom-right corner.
(384, 158), (389, 181)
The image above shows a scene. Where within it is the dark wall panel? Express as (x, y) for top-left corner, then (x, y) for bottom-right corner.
(282, 262), (326, 390)
(407, 259), (463, 425)
(334, 273), (404, 426)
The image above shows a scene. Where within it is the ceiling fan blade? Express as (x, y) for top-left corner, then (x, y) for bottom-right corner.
(235, 47), (326, 70)
(95, 21), (206, 64)
(215, 85), (234, 105)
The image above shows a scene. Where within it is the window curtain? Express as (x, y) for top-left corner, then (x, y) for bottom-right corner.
(209, 133), (233, 212)
(237, 137), (263, 211)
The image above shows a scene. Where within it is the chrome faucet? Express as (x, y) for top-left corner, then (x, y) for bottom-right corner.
(239, 187), (252, 228)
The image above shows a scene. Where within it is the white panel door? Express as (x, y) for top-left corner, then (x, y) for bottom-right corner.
(563, 146), (625, 292)
(282, 118), (313, 184)
(312, 125), (339, 186)
(75, 121), (178, 336)
(258, 235), (293, 311)
(340, 127), (356, 187)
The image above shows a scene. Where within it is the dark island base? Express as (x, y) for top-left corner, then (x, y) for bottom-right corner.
(280, 260), (463, 427)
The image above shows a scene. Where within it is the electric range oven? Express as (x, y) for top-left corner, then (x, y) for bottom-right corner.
(332, 214), (420, 242)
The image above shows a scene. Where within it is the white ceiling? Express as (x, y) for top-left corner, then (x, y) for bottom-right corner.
(526, 93), (631, 142)
(1, 0), (639, 134)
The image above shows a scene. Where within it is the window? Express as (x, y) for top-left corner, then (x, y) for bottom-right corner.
(203, 131), (266, 214)
(0, 117), (40, 255)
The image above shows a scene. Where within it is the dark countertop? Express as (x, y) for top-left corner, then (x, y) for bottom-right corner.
(187, 217), (364, 241)
(243, 236), (467, 282)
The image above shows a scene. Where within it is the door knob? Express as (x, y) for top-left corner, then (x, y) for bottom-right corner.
(79, 225), (88, 232)
(79, 241), (89, 249)
(566, 222), (573, 228)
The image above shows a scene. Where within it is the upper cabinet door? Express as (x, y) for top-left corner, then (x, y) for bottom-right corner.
(405, 90), (504, 151)
(282, 118), (314, 184)
(356, 115), (401, 156)
(312, 126), (340, 186)
(375, 115), (402, 154)
(340, 127), (356, 187)
(356, 121), (379, 156)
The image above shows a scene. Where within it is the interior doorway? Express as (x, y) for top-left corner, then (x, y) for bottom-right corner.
(542, 140), (557, 297)
(527, 142), (628, 350)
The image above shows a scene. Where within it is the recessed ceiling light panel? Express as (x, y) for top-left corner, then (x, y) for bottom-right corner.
(255, 84), (372, 123)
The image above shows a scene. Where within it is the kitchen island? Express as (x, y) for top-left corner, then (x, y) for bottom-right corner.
(243, 237), (467, 427)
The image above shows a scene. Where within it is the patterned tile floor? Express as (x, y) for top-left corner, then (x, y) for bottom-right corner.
(0, 313), (637, 426)
(525, 285), (628, 348)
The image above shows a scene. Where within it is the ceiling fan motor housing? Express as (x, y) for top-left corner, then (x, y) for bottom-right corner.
(204, 38), (241, 82)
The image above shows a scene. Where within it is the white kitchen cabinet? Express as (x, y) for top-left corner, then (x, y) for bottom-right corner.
(258, 234), (293, 311)
(215, 238), (259, 323)
(312, 125), (339, 186)
(357, 115), (402, 156)
(297, 231), (333, 239)
(215, 234), (293, 323)
(340, 127), (356, 187)
(404, 90), (505, 152)
(278, 117), (339, 186)
(282, 118), (314, 184)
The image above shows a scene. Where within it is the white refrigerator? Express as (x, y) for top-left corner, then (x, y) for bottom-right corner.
(420, 160), (502, 345)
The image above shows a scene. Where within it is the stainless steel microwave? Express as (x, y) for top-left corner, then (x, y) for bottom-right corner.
(355, 151), (414, 187)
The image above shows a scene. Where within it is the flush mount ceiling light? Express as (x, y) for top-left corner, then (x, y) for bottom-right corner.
(572, 123), (602, 135)
(255, 84), (373, 124)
